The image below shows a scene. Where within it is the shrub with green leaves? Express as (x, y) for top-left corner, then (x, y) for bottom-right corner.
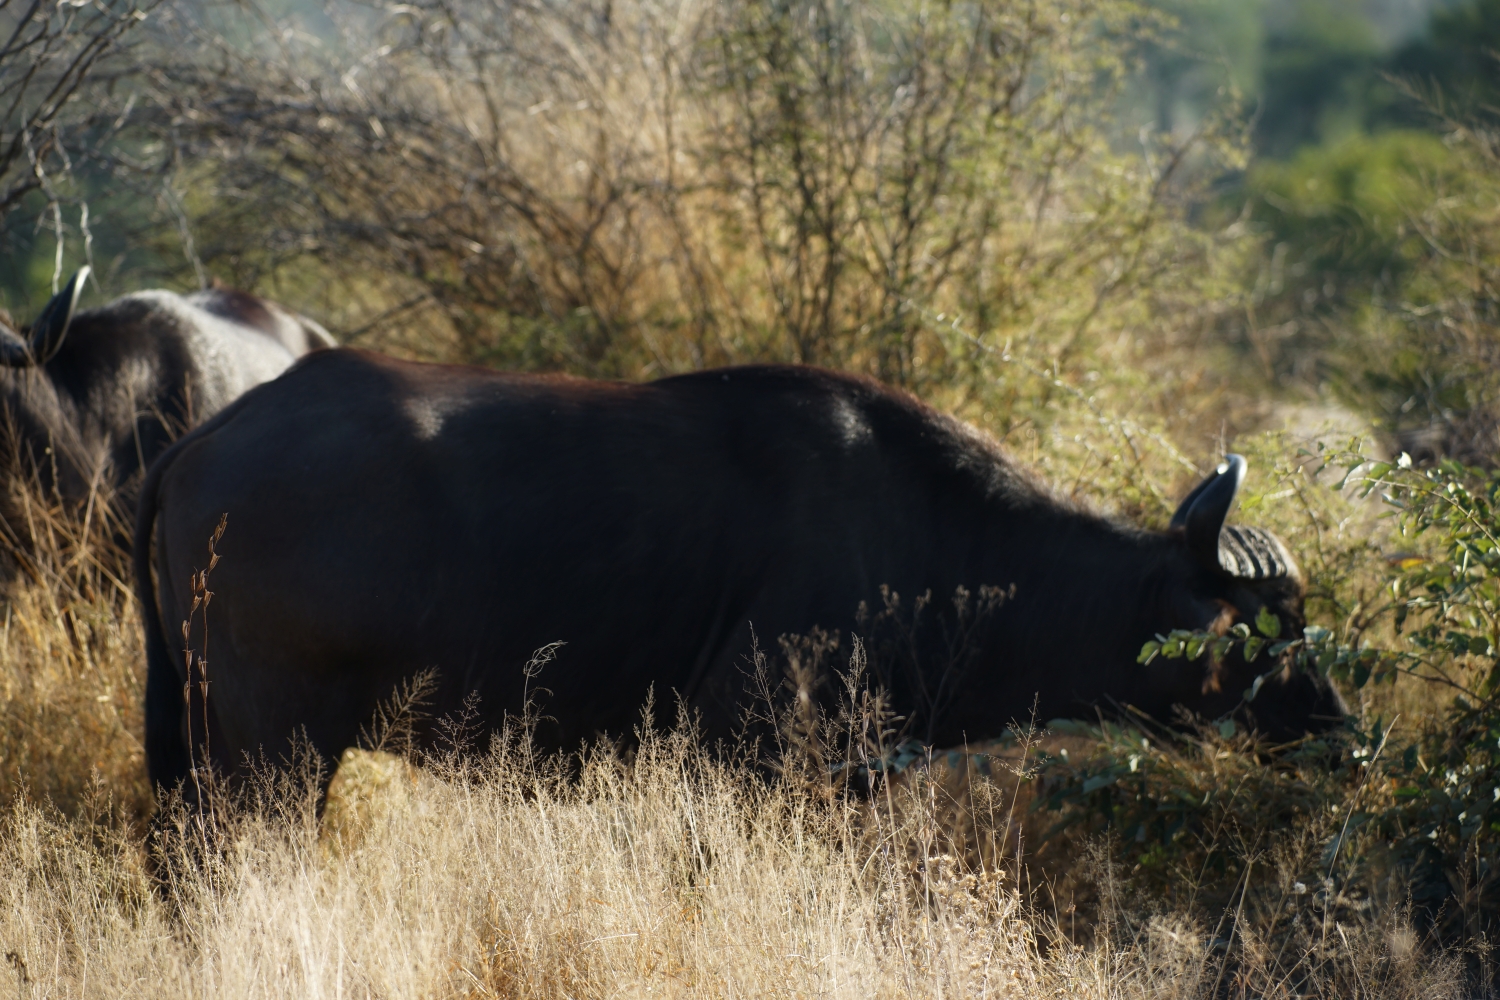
(1042, 449), (1500, 944)
(1349, 453), (1500, 929)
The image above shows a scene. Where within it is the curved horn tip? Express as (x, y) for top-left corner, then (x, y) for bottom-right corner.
(27, 265), (91, 364)
(1169, 453), (1248, 531)
(55, 265), (90, 320)
(1183, 453), (1249, 573)
(66, 265), (90, 303)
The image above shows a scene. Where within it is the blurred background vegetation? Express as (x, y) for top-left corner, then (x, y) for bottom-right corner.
(6, 0), (1499, 485)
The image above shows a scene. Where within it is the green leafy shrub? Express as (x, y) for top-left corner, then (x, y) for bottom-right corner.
(1042, 449), (1500, 947)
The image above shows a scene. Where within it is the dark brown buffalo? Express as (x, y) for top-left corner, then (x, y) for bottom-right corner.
(0, 267), (335, 512)
(135, 350), (1345, 791)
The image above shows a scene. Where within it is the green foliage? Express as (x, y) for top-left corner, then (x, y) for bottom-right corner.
(1125, 0), (1500, 160)
(1051, 452), (1500, 941)
(1349, 455), (1500, 920)
(1388, 0), (1500, 121)
(1253, 0), (1390, 158)
(1231, 120), (1500, 460)
(1246, 131), (1457, 295)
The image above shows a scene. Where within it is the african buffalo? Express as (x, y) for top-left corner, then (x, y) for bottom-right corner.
(0, 267), (335, 516)
(135, 351), (1345, 792)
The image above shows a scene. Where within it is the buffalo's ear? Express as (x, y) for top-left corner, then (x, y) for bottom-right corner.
(1, 266), (89, 367)
(1171, 454), (1246, 573)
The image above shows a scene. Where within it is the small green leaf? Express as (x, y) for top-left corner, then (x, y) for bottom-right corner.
(1255, 607), (1282, 639)
(1137, 640), (1161, 665)
(1082, 773), (1117, 794)
(1352, 661), (1371, 689)
(1245, 672), (1266, 702)
(1185, 635), (1207, 660)
(1243, 636), (1265, 662)
(1217, 719), (1237, 740)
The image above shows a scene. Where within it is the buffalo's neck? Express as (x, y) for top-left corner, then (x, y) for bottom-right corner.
(901, 494), (1180, 745)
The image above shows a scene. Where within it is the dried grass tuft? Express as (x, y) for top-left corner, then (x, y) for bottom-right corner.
(0, 458), (148, 823)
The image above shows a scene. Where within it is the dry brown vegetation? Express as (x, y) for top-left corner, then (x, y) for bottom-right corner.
(117, 0), (1263, 482)
(0, 466), (1466, 1000)
(0, 727), (1467, 1000)
(0, 468), (147, 823)
(0, 437), (1472, 996)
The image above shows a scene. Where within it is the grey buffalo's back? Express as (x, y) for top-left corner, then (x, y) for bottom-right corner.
(0, 274), (333, 516)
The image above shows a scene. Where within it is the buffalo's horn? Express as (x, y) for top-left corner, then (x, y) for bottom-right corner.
(0, 266), (89, 367)
(1216, 525), (1297, 581)
(1173, 454), (1246, 573)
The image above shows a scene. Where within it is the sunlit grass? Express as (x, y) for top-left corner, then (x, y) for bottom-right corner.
(0, 726), (1464, 1000)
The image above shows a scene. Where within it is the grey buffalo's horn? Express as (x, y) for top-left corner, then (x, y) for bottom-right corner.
(1216, 525), (1296, 580)
(0, 266), (89, 367)
(1172, 454), (1246, 574)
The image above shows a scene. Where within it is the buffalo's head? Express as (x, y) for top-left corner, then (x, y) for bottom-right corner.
(1139, 455), (1347, 742)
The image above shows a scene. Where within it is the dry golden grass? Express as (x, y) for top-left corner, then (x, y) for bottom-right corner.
(0, 725), (1466, 1000)
(0, 585), (148, 820)
(0, 467), (151, 823)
